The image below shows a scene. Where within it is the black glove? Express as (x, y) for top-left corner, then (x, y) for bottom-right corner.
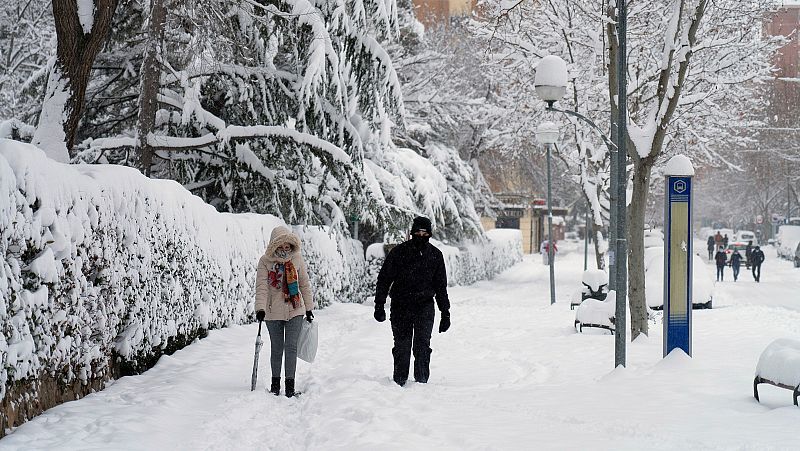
(256, 310), (265, 322)
(305, 310), (314, 323)
(438, 311), (450, 333)
(374, 305), (386, 322)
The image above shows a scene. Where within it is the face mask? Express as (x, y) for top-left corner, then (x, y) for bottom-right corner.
(411, 235), (430, 248)
(275, 248), (290, 259)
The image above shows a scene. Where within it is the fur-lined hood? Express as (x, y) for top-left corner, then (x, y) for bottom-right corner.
(264, 226), (302, 263)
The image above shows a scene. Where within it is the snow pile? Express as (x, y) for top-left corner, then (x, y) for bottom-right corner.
(575, 290), (616, 331)
(0, 140), (363, 405)
(755, 338), (800, 388)
(663, 154), (695, 176)
(581, 268), (608, 291)
(644, 246), (715, 309)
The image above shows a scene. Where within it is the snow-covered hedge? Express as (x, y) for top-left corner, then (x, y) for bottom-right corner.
(364, 228), (522, 294)
(0, 140), (364, 430)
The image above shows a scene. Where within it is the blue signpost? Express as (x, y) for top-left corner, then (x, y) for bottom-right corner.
(663, 155), (694, 357)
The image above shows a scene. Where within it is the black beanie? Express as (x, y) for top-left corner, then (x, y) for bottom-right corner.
(410, 216), (433, 236)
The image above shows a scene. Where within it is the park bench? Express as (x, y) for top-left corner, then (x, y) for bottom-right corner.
(753, 338), (800, 407)
(574, 291), (615, 334)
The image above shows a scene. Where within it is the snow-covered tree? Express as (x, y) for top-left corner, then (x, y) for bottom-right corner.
(473, 0), (612, 268)
(31, 0), (119, 162)
(476, 0), (780, 337)
(0, 0), (54, 136)
(606, 0), (780, 337)
(388, 15), (504, 240)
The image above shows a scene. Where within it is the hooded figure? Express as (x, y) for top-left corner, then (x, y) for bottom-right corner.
(750, 245), (765, 283)
(714, 246), (727, 282)
(255, 226), (314, 397)
(373, 216), (450, 386)
(730, 250), (742, 281)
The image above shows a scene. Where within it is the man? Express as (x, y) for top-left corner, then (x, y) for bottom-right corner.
(373, 216), (450, 386)
(745, 240), (753, 268)
(723, 234), (729, 248)
(706, 235), (715, 260)
(751, 245), (765, 282)
(714, 230), (723, 248)
(714, 246), (727, 282)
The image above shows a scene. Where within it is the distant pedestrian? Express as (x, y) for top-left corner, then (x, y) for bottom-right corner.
(540, 240), (558, 265)
(745, 240), (753, 267)
(714, 231), (723, 248)
(373, 216), (450, 386)
(714, 246), (727, 282)
(255, 226), (315, 397)
(751, 245), (765, 282)
(730, 250), (742, 282)
(706, 236), (715, 260)
(723, 234), (729, 248)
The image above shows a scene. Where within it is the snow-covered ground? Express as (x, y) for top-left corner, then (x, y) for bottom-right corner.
(2, 242), (799, 450)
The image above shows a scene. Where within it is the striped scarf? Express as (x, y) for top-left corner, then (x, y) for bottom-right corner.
(283, 261), (301, 309)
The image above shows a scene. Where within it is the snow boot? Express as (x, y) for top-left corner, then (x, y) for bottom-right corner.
(269, 377), (280, 396)
(285, 378), (297, 397)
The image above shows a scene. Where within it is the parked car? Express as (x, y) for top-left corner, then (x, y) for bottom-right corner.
(645, 246), (714, 310)
(735, 230), (757, 245)
(776, 225), (800, 261)
(724, 241), (750, 268)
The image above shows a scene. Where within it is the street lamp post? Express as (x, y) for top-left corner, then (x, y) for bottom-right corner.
(534, 53), (627, 366)
(536, 121), (560, 306)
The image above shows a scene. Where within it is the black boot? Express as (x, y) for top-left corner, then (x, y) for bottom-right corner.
(285, 378), (295, 397)
(269, 377), (280, 396)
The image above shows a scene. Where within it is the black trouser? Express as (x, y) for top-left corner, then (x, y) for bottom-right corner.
(708, 249), (713, 260)
(390, 301), (435, 384)
(716, 265), (724, 281)
(752, 264), (761, 282)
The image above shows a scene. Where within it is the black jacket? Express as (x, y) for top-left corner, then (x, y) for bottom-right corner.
(730, 252), (742, 268)
(714, 251), (727, 267)
(374, 240), (450, 313)
(751, 249), (765, 266)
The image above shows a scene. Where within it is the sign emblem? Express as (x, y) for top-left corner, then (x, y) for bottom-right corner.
(673, 180), (686, 194)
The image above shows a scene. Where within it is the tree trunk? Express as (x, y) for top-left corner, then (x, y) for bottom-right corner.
(135, 0), (168, 176)
(627, 157), (654, 339)
(32, 0), (118, 162)
(594, 229), (606, 270)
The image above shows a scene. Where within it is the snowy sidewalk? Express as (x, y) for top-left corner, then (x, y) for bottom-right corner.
(2, 244), (799, 450)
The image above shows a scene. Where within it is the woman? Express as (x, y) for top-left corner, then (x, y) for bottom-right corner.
(714, 246), (727, 282)
(255, 226), (314, 397)
(730, 249), (742, 282)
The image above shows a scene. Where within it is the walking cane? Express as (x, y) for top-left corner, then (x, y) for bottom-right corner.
(251, 321), (263, 391)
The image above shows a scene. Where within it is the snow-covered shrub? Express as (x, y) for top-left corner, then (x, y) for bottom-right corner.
(0, 140), (365, 428)
(364, 243), (386, 295)
(297, 227), (368, 307)
(437, 229), (523, 286)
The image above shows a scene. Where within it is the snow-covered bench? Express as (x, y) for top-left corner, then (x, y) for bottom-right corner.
(753, 338), (800, 406)
(574, 291), (615, 334)
(570, 269), (609, 310)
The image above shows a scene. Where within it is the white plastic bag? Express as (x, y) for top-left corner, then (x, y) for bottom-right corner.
(297, 320), (318, 363)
